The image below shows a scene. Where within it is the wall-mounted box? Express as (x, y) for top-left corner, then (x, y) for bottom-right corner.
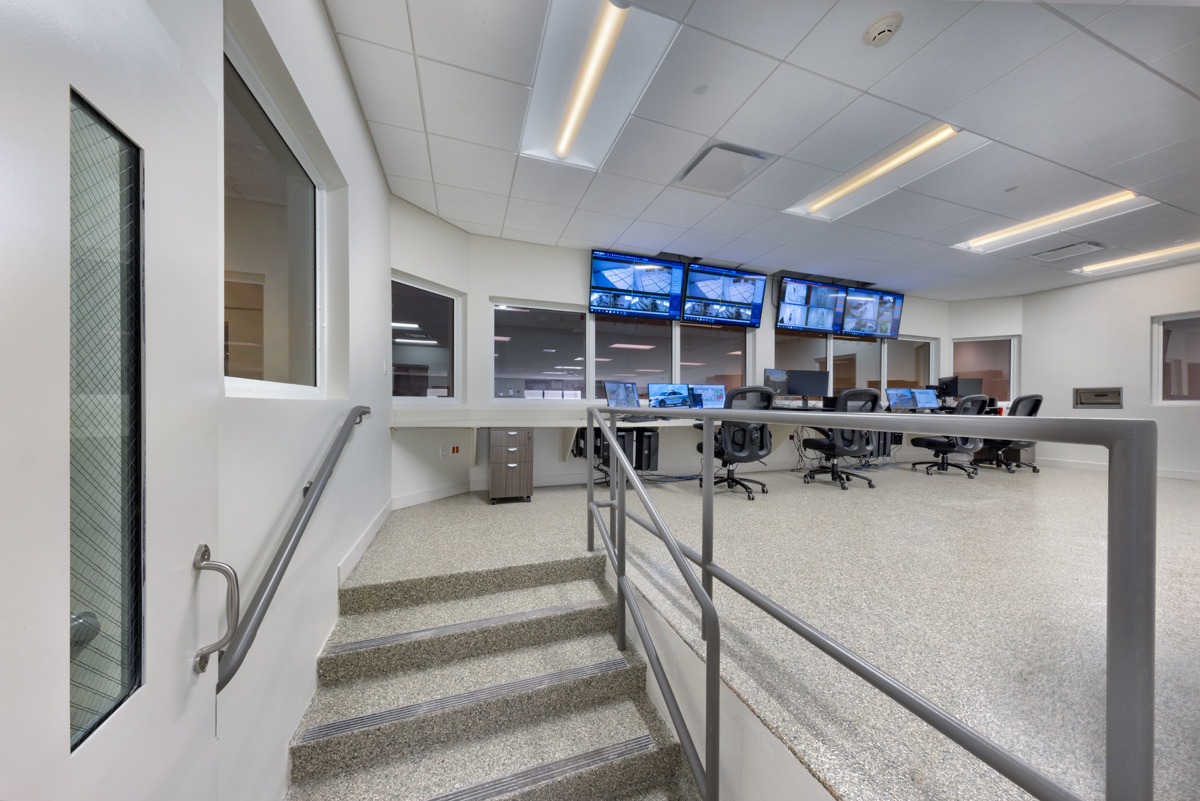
(1073, 387), (1123, 409)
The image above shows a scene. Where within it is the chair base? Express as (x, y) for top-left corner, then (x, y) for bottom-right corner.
(971, 455), (1040, 474)
(911, 453), (979, 478)
(803, 458), (874, 490)
(700, 467), (767, 500)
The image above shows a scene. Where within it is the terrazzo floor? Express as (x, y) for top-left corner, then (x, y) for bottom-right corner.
(357, 465), (1198, 801)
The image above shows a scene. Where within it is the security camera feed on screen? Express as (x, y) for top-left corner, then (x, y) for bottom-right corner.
(647, 383), (692, 409)
(840, 288), (904, 339)
(689, 384), (727, 409)
(763, 368), (787, 396)
(776, 277), (846, 333)
(886, 388), (917, 410)
(603, 381), (641, 408)
(913, 388), (940, 409)
(681, 264), (767, 327)
(589, 250), (684, 321)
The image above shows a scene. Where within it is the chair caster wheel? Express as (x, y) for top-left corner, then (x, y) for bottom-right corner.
(489, 499), (496, 505)
(967, 472), (976, 479)
(762, 487), (768, 494)
(525, 496), (532, 502)
(747, 493), (755, 500)
(839, 483), (848, 490)
(910, 465), (917, 471)
(867, 481), (875, 489)
(1006, 467), (1015, 473)
(926, 468), (934, 475)
(803, 477), (811, 484)
(1032, 466), (1040, 473)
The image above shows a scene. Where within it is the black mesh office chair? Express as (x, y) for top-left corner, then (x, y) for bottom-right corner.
(801, 388), (881, 490)
(695, 385), (774, 500)
(911, 394), (989, 478)
(972, 394), (1043, 473)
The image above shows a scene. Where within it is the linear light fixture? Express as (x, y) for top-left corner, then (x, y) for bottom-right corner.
(494, 336), (511, 342)
(609, 343), (655, 350)
(806, 123), (958, 212)
(966, 191), (1138, 250)
(553, 0), (630, 158)
(1078, 240), (1200, 274)
(393, 338), (439, 345)
(595, 357), (613, 362)
(391, 322), (419, 329)
(679, 362), (706, 366)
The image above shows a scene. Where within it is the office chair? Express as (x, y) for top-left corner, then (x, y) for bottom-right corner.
(801, 388), (881, 490)
(972, 394), (1043, 473)
(695, 385), (774, 500)
(911, 394), (989, 478)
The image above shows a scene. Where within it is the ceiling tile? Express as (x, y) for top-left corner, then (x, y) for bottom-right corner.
(716, 64), (860, 156)
(984, 231), (1087, 261)
(578, 172), (665, 217)
(1128, 166), (1200, 204)
(445, 218), (502, 237)
(709, 238), (779, 264)
(502, 228), (560, 246)
(870, 2), (1077, 117)
(368, 121), (431, 181)
(435, 185), (509, 226)
(503, 198), (575, 236)
(633, 0), (694, 22)
(614, 220), (690, 252)
(640, 186), (725, 228)
(747, 245), (820, 271)
(918, 211), (1027, 247)
(838, 190), (978, 238)
(1085, 4), (1200, 64)
(562, 210), (633, 243)
(326, 0), (412, 52)
(685, 0), (834, 59)
(787, 94), (928, 172)
(339, 36), (423, 130)
(1043, 3), (1111, 28)
(428, 135), (516, 195)
(787, 219), (866, 253)
(730, 157), (840, 209)
(557, 236), (604, 251)
(601, 116), (708, 184)
(386, 176), (437, 215)
(408, 0), (548, 85)
(999, 267), (1092, 294)
(418, 58), (530, 150)
(665, 229), (734, 259)
(1067, 204), (1200, 250)
(694, 201), (776, 237)
(1171, 189), (1200, 217)
(823, 228), (910, 259)
(743, 212), (826, 245)
(1151, 39), (1200, 96)
(511, 156), (596, 206)
(1097, 135), (1200, 196)
(633, 26), (776, 136)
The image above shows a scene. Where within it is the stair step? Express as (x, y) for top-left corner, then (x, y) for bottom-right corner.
(339, 554), (606, 615)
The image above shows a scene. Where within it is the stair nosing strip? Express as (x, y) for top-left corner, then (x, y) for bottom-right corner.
(300, 657), (630, 743)
(326, 598), (610, 657)
(424, 734), (656, 801)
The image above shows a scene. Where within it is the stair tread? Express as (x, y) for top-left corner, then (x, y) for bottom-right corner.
(298, 632), (629, 736)
(286, 698), (659, 801)
(330, 578), (609, 649)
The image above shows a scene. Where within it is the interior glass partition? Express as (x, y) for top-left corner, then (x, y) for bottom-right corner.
(494, 306), (585, 398)
(830, 337), (881, 395)
(953, 338), (1012, 401)
(888, 338), (931, 389)
(595, 317), (672, 399)
(679, 323), (746, 390)
(392, 281), (455, 397)
(1161, 315), (1200, 401)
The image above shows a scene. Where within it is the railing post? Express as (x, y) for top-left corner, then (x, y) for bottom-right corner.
(701, 415), (715, 641)
(1105, 423), (1156, 801)
(706, 623), (720, 801)
(608, 411), (617, 550)
(616, 443), (627, 652)
(586, 416), (595, 552)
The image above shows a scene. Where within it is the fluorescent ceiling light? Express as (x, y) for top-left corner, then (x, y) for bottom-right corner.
(806, 123), (958, 213)
(1077, 240), (1200, 274)
(609, 343), (655, 350)
(394, 338), (439, 345)
(679, 362), (706, 366)
(964, 191), (1139, 250)
(494, 336), (511, 342)
(595, 357), (612, 362)
(726, 350), (743, 355)
(554, 0), (630, 158)
(391, 322), (419, 329)
(554, 365), (583, 369)
(634, 369), (660, 372)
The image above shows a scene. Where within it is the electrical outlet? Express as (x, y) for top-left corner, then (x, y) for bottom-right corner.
(891, 432), (904, 445)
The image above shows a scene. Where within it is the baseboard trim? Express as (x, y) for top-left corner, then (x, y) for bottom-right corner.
(392, 481), (472, 512)
(1023, 457), (1197, 481)
(338, 499), (391, 587)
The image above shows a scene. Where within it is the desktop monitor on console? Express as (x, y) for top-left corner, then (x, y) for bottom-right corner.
(937, 376), (984, 399)
(912, 389), (940, 409)
(763, 369), (787, 397)
(689, 384), (727, 409)
(786, 370), (829, 407)
(885, 388), (917, 410)
(604, 381), (640, 408)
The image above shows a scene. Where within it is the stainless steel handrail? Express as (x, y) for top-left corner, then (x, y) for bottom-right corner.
(587, 405), (1156, 801)
(216, 405), (370, 692)
(586, 408), (720, 801)
(193, 543), (240, 674)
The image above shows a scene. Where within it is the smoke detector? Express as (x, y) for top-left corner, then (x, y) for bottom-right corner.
(863, 13), (903, 47)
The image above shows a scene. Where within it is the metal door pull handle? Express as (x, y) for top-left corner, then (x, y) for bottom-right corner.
(193, 544), (239, 674)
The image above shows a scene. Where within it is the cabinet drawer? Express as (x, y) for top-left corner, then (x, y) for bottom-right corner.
(490, 443), (532, 464)
(488, 460), (532, 499)
(489, 427), (532, 447)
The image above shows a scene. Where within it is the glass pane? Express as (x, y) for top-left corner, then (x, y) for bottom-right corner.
(773, 330), (826, 374)
(679, 323), (745, 389)
(1163, 317), (1200, 401)
(595, 318), (672, 399)
(953, 339), (1012, 401)
(392, 282), (454, 397)
(832, 337), (881, 395)
(69, 95), (143, 748)
(494, 306), (586, 398)
(887, 339), (931, 389)
(223, 57), (316, 386)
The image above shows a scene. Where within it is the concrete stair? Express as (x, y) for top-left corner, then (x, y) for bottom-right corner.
(286, 554), (693, 801)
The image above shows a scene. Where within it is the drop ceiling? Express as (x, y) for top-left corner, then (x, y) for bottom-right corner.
(323, 0), (1200, 301)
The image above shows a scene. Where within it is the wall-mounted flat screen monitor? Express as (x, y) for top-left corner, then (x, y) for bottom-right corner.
(840, 288), (904, 339)
(681, 264), (767, 327)
(776, 277), (845, 333)
(913, 389), (940, 409)
(604, 381), (640, 408)
(886, 388), (917, 410)
(763, 368), (786, 396)
(647, 383), (692, 409)
(786, 369), (829, 398)
(689, 384), (726, 409)
(590, 250), (684, 320)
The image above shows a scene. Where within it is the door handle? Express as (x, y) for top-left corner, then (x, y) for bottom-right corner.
(193, 544), (240, 675)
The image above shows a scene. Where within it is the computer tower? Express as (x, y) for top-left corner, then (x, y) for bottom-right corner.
(634, 429), (659, 471)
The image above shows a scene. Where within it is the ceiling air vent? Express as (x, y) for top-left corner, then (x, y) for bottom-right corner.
(1030, 241), (1107, 262)
(672, 143), (778, 197)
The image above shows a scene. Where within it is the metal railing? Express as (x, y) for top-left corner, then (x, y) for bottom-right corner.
(214, 405), (370, 692)
(586, 405), (1156, 801)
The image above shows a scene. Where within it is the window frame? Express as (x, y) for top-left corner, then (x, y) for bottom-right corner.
(222, 34), (327, 400)
(1153, 310), (1200, 405)
(391, 274), (463, 405)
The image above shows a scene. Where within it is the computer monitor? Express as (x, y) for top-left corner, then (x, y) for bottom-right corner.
(603, 381), (640, 408)
(681, 264), (767, 327)
(913, 388), (939, 409)
(937, 375), (984, 398)
(786, 369), (829, 398)
(689, 384), (726, 409)
(885, 388), (917, 410)
(776, 277), (845, 333)
(763, 368), (786, 396)
(647, 383), (692, 409)
(589, 250), (684, 321)
(840, 287), (904, 339)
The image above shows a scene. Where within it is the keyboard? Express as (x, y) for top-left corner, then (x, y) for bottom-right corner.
(618, 415), (662, 423)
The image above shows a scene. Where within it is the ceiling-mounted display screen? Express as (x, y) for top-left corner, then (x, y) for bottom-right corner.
(776, 277), (846, 333)
(681, 264), (767, 327)
(589, 250), (684, 321)
(840, 287), (904, 339)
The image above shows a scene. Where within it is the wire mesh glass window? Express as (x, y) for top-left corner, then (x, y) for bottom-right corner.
(493, 306), (586, 398)
(392, 281), (455, 397)
(69, 94), (143, 748)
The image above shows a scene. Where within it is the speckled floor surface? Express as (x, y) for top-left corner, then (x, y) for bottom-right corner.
(354, 467), (1198, 801)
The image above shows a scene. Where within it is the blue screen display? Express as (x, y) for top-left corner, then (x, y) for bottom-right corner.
(689, 384), (726, 409)
(777, 277), (845, 333)
(604, 381), (640, 408)
(840, 288), (904, 339)
(913, 388), (940, 409)
(647, 383), (691, 409)
(681, 264), (767, 327)
(590, 250), (684, 320)
(886, 388), (917, 410)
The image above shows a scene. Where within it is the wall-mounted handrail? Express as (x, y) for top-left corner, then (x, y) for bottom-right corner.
(587, 405), (1156, 801)
(216, 405), (370, 692)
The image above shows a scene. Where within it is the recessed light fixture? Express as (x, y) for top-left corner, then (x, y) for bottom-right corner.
(679, 362), (706, 366)
(595, 357), (613, 362)
(1077, 240), (1200, 274)
(554, 366), (583, 369)
(726, 350), (743, 356)
(391, 322), (419, 329)
(609, 343), (655, 350)
(554, 0), (631, 158)
(394, 338), (439, 345)
(634, 369), (660, 372)
(494, 336), (511, 342)
(543, 348), (557, 353)
(961, 191), (1141, 251)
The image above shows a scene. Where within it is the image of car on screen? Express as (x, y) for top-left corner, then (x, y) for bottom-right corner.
(651, 389), (690, 408)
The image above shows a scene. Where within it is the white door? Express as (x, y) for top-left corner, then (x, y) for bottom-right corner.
(0, 2), (224, 800)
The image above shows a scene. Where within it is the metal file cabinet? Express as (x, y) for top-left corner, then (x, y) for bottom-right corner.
(488, 428), (533, 503)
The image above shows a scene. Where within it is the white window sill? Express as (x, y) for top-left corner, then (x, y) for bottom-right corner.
(225, 376), (324, 400)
